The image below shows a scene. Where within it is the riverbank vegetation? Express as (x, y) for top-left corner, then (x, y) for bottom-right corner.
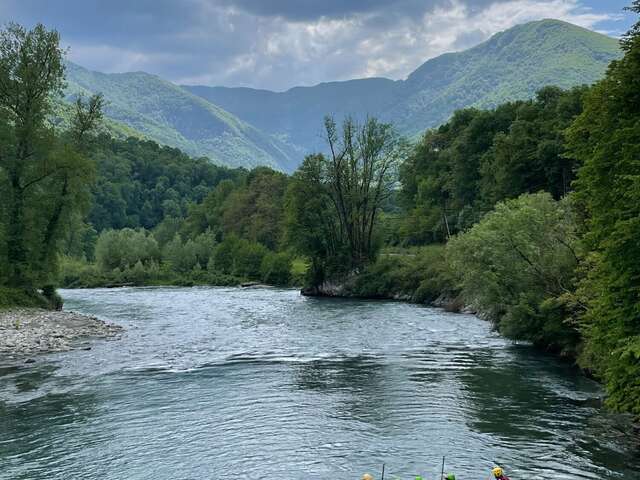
(0, 23), (103, 307)
(1, 7), (639, 416)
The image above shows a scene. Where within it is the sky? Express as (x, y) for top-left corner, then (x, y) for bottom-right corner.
(0, 0), (634, 91)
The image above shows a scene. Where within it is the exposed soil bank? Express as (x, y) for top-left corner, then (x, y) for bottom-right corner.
(0, 308), (122, 358)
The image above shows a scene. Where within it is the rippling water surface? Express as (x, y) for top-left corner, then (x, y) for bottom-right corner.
(1, 287), (638, 479)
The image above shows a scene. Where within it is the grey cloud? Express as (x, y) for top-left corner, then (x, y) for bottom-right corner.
(215, 0), (507, 21)
(0, 0), (618, 90)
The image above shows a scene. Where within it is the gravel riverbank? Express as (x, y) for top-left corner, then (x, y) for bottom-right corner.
(0, 308), (121, 358)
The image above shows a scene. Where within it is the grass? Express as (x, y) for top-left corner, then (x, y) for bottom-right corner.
(0, 287), (51, 310)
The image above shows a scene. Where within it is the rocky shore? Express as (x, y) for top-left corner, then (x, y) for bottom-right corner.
(301, 278), (474, 313)
(0, 308), (122, 358)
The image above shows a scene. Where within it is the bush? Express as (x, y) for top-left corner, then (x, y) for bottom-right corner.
(95, 228), (160, 272)
(261, 252), (292, 286)
(164, 235), (198, 273)
(233, 241), (268, 279)
(0, 287), (50, 309)
(447, 192), (581, 355)
(351, 245), (455, 302)
(213, 235), (241, 274)
(290, 257), (309, 286)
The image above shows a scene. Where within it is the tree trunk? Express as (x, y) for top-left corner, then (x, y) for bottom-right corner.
(40, 176), (69, 266)
(7, 174), (27, 286)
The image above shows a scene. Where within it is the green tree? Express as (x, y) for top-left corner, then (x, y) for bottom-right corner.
(95, 228), (160, 272)
(399, 88), (585, 243)
(0, 23), (102, 288)
(447, 193), (581, 355)
(220, 167), (288, 249)
(260, 252), (292, 286)
(286, 117), (403, 285)
(566, 4), (640, 414)
(285, 154), (344, 284)
(324, 116), (404, 269)
(163, 235), (198, 274)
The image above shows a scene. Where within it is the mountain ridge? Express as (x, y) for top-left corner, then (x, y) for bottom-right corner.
(64, 19), (621, 171)
(64, 63), (300, 170)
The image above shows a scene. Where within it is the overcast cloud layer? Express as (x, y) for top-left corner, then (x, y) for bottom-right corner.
(0, 0), (632, 90)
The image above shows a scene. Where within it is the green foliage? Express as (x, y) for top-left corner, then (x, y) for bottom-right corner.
(95, 229), (160, 272)
(290, 258), (310, 286)
(260, 252), (292, 286)
(351, 245), (455, 303)
(233, 241), (268, 279)
(285, 154), (345, 284)
(284, 117), (403, 284)
(0, 23), (101, 296)
(64, 62), (299, 171)
(447, 193), (581, 355)
(0, 287), (50, 309)
(400, 86), (586, 243)
(211, 235), (268, 279)
(220, 168), (288, 249)
(566, 17), (640, 415)
(181, 168), (288, 250)
(87, 135), (241, 231)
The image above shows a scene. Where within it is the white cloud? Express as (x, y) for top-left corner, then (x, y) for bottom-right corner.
(6, 0), (619, 90)
(177, 0), (616, 89)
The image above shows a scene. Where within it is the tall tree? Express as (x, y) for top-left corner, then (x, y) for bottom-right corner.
(286, 117), (403, 283)
(285, 154), (343, 285)
(0, 23), (102, 288)
(323, 116), (403, 270)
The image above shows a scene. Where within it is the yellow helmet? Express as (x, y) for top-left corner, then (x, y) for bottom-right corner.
(492, 467), (504, 477)
(362, 474), (374, 480)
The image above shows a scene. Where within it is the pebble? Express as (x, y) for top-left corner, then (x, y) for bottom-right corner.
(0, 308), (122, 357)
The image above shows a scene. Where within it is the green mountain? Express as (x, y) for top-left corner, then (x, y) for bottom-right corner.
(391, 19), (622, 135)
(186, 77), (399, 157)
(64, 63), (299, 170)
(185, 19), (621, 152)
(51, 99), (146, 141)
(63, 19), (621, 171)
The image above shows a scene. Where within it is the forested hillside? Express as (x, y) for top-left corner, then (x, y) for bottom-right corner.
(64, 63), (299, 170)
(53, 20), (620, 171)
(186, 19), (620, 155)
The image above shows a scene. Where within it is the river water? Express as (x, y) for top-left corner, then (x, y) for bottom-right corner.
(1, 287), (638, 479)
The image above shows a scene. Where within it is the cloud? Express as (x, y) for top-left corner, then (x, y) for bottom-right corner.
(0, 0), (621, 90)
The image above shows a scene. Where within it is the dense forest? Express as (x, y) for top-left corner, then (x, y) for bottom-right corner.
(1, 4), (639, 418)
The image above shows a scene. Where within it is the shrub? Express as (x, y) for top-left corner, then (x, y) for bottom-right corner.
(261, 252), (292, 286)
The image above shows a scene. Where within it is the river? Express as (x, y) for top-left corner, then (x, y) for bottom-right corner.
(1, 287), (638, 479)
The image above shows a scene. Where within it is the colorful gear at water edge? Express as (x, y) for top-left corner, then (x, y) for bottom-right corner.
(492, 466), (510, 479)
(446, 474), (456, 480)
(361, 474), (374, 480)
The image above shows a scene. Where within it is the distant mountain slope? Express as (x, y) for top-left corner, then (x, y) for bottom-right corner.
(185, 19), (621, 152)
(63, 19), (621, 171)
(64, 63), (299, 170)
(51, 100), (146, 141)
(186, 77), (399, 153)
(390, 19), (622, 135)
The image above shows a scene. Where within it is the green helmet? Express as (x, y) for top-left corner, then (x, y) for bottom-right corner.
(446, 474), (456, 480)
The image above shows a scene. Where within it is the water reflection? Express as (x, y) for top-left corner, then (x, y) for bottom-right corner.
(0, 389), (100, 479)
(458, 345), (639, 478)
(293, 355), (389, 425)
